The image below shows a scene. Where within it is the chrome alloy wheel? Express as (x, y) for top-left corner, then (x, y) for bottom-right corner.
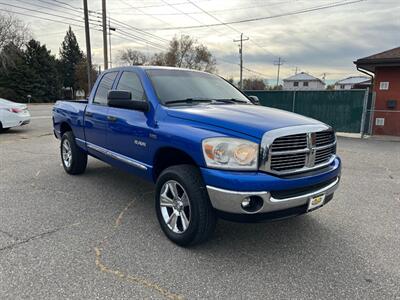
(160, 180), (191, 234)
(62, 139), (72, 168)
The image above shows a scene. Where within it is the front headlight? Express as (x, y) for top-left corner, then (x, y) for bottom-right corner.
(202, 138), (259, 170)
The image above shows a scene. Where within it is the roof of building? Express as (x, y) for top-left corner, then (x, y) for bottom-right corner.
(357, 47), (400, 61)
(335, 76), (371, 85)
(354, 47), (400, 73)
(283, 72), (324, 83)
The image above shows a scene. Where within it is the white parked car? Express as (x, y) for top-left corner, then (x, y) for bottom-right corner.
(0, 98), (31, 132)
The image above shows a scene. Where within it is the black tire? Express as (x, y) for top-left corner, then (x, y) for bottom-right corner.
(155, 164), (217, 246)
(0, 122), (10, 133)
(60, 131), (87, 175)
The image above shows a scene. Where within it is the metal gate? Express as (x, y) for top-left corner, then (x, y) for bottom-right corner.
(245, 90), (369, 134)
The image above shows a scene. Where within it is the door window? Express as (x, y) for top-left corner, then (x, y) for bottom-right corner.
(116, 72), (146, 101)
(93, 72), (118, 105)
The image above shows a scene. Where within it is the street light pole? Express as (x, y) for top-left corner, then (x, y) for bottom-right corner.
(102, 0), (108, 70)
(108, 17), (116, 68)
(83, 0), (92, 90)
(233, 33), (249, 90)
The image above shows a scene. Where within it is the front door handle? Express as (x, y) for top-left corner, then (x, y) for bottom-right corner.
(107, 115), (118, 122)
(85, 111), (93, 117)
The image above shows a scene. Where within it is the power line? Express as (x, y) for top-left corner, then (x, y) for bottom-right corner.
(107, 0), (210, 10)
(116, 28), (167, 50)
(216, 57), (269, 78)
(112, 32), (166, 51)
(141, 0), (366, 30)
(14, 0), (85, 20)
(105, 0), (303, 16)
(0, 8), (90, 29)
(118, 0), (172, 26)
(103, 15), (169, 43)
(0, 2), (102, 27)
(9, 0), (170, 51)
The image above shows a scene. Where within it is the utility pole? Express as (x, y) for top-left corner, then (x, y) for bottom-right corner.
(108, 17), (116, 68)
(102, 0), (108, 70)
(233, 33), (249, 90)
(83, 0), (92, 90)
(274, 57), (285, 88)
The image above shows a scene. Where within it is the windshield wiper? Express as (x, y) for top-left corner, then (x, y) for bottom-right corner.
(165, 98), (213, 105)
(214, 98), (249, 104)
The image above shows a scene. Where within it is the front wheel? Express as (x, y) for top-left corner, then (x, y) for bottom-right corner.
(155, 165), (217, 246)
(60, 131), (87, 175)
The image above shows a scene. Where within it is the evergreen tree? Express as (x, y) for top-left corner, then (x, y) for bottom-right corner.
(0, 43), (26, 100)
(24, 39), (61, 101)
(59, 26), (83, 94)
(0, 40), (61, 102)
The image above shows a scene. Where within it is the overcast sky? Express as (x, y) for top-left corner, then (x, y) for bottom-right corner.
(4, 0), (400, 84)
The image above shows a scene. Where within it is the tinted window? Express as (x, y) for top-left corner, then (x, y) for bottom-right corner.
(116, 72), (146, 101)
(146, 69), (249, 104)
(93, 72), (118, 105)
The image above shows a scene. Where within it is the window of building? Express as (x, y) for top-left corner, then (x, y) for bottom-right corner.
(303, 81), (309, 87)
(340, 84), (345, 89)
(93, 72), (118, 105)
(379, 81), (389, 90)
(116, 72), (146, 101)
(293, 81), (299, 87)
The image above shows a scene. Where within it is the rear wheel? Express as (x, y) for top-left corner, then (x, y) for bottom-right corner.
(61, 131), (87, 175)
(155, 165), (217, 246)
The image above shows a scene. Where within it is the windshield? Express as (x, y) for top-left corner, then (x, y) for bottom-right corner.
(146, 69), (250, 105)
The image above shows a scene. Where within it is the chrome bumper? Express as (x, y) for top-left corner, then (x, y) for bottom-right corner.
(206, 177), (340, 214)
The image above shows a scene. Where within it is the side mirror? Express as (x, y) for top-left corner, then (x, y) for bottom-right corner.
(107, 90), (149, 112)
(248, 95), (260, 105)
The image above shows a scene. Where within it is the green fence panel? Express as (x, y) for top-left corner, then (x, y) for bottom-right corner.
(246, 90), (294, 111)
(244, 90), (367, 133)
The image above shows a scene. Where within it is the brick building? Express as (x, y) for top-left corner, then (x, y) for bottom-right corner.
(355, 47), (400, 136)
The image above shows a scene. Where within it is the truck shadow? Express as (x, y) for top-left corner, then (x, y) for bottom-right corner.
(79, 161), (389, 299)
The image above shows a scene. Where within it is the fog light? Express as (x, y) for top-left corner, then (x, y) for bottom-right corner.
(241, 197), (251, 208)
(241, 196), (263, 212)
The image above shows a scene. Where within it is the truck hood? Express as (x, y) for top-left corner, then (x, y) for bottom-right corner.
(166, 104), (321, 138)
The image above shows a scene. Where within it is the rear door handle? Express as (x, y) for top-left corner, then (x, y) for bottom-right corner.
(85, 111), (93, 117)
(107, 115), (117, 122)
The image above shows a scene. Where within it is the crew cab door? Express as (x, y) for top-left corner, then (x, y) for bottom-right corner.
(84, 71), (118, 155)
(106, 71), (151, 169)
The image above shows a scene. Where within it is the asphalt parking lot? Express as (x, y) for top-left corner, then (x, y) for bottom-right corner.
(0, 104), (399, 299)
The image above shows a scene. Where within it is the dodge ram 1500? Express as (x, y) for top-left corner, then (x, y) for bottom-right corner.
(53, 66), (341, 246)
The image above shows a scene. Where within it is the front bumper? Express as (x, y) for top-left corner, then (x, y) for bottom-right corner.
(202, 157), (341, 218)
(207, 176), (339, 215)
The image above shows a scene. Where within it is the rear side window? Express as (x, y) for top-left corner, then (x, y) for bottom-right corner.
(93, 72), (118, 105)
(116, 72), (146, 101)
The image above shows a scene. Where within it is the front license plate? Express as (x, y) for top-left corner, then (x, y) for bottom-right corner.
(308, 194), (325, 211)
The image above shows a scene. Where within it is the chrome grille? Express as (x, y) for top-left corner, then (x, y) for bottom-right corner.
(270, 133), (307, 151)
(260, 125), (337, 175)
(316, 131), (335, 147)
(271, 152), (307, 171)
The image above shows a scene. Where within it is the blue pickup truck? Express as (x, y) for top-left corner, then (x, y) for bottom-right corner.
(53, 66), (341, 246)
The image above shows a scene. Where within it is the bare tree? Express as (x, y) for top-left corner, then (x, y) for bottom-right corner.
(0, 13), (30, 70)
(149, 35), (216, 72)
(118, 35), (216, 72)
(242, 77), (267, 90)
(118, 49), (147, 65)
